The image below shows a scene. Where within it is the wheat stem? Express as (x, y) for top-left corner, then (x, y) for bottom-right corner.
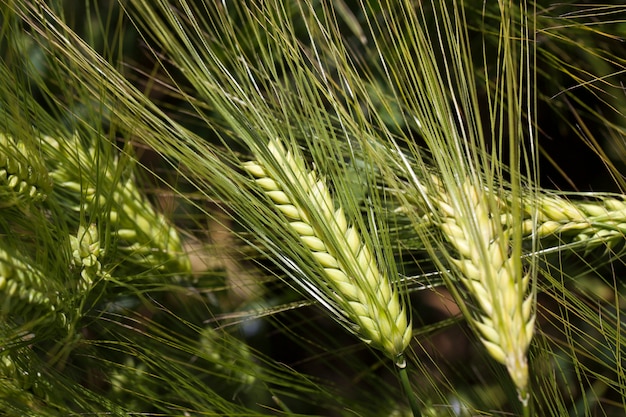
(397, 357), (422, 417)
(243, 139), (412, 362)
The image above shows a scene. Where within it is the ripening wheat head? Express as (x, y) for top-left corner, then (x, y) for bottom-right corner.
(521, 193), (626, 254)
(40, 133), (190, 275)
(0, 133), (51, 207)
(434, 177), (535, 402)
(0, 243), (65, 327)
(243, 139), (411, 363)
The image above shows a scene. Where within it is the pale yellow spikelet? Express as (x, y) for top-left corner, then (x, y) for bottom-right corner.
(70, 223), (112, 290)
(243, 139), (411, 362)
(435, 177), (534, 402)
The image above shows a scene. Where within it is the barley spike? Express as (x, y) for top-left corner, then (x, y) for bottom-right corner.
(523, 194), (626, 254)
(40, 133), (190, 275)
(435, 177), (534, 402)
(243, 139), (411, 362)
(0, 244), (65, 328)
(0, 133), (52, 208)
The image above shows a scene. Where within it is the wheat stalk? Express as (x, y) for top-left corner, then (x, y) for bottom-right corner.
(243, 139), (411, 363)
(434, 177), (534, 403)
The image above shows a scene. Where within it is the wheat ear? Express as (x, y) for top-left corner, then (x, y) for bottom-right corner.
(0, 133), (51, 207)
(522, 194), (626, 254)
(40, 133), (190, 275)
(243, 140), (411, 363)
(404, 184), (626, 256)
(70, 223), (112, 291)
(435, 178), (534, 402)
(0, 243), (67, 328)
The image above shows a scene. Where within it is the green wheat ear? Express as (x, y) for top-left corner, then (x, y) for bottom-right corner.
(434, 177), (535, 404)
(243, 139), (411, 364)
(40, 133), (190, 275)
(0, 243), (66, 328)
(522, 194), (626, 254)
(0, 133), (52, 208)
